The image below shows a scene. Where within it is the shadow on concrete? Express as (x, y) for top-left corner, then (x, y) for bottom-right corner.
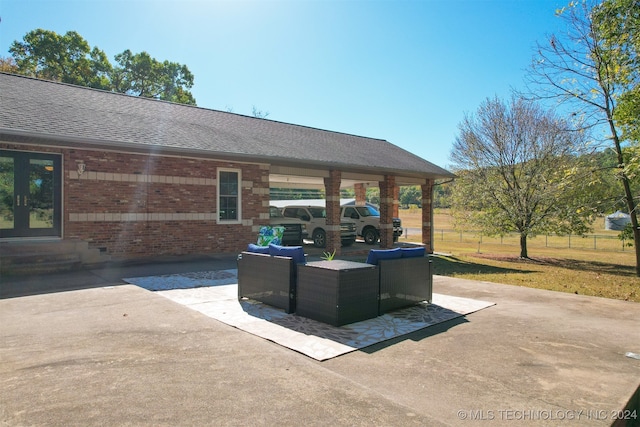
(0, 253), (239, 300)
(359, 316), (469, 354)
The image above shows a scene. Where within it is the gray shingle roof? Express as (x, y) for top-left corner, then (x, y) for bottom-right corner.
(0, 73), (453, 179)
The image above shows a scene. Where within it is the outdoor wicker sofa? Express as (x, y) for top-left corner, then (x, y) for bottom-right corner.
(237, 244), (306, 314)
(238, 243), (431, 323)
(366, 247), (433, 314)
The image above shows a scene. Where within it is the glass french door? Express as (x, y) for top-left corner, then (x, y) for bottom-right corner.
(0, 151), (62, 238)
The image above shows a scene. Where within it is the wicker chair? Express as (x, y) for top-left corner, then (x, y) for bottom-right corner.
(366, 247), (433, 314)
(237, 245), (305, 314)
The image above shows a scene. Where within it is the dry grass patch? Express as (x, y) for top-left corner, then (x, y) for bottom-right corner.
(431, 252), (639, 302)
(398, 208), (640, 303)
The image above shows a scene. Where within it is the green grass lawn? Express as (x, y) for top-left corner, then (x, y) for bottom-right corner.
(398, 208), (640, 303)
(430, 247), (638, 302)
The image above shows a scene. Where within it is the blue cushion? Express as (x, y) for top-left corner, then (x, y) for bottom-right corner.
(247, 243), (270, 254)
(401, 247), (425, 258)
(366, 248), (402, 265)
(268, 243), (306, 264)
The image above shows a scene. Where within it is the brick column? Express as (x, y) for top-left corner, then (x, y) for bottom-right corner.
(421, 179), (434, 253)
(393, 185), (400, 217)
(324, 170), (342, 256)
(378, 175), (395, 248)
(354, 183), (366, 206)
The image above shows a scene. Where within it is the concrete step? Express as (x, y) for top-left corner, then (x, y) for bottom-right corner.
(0, 240), (110, 276)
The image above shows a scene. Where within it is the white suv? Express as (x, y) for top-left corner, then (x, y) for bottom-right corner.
(281, 205), (357, 248)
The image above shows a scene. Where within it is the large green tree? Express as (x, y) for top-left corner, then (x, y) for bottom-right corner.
(399, 186), (421, 208)
(526, 0), (640, 274)
(593, 0), (640, 183)
(111, 50), (195, 105)
(433, 182), (453, 208)
(9, 29), (112, 90)
(593, 0), (640, 143)
(450, 96), (594, 258)
(8, 29), (196, 105)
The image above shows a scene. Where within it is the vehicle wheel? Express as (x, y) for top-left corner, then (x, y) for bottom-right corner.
(312, 229), (326, 248)
(341, 239), (355, 247)
(363, 228), (379, 245)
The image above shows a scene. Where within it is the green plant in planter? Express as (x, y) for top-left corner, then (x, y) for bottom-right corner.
(321, 249), (336, 261)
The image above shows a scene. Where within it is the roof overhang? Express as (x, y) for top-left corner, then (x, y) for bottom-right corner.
(1, 128), (455, 188)
(268, 165), (433, 189)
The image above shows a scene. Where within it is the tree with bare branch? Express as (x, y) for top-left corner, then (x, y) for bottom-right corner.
(450, 96), (594, 259)
(525, 0), (640, 275)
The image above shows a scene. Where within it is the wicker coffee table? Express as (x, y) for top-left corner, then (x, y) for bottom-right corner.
(296, 260), (378, 326)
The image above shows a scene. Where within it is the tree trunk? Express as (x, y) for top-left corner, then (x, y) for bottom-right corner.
(631, 216), (640, 278)
(608, 119), (640, 276)
(621, 176), (640, 277)
(519, 234), (528, 259)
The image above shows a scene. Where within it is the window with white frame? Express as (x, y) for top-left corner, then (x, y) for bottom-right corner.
(218, 169), (241, 222)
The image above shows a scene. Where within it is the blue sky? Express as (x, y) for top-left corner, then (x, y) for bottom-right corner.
(0, 0), (568, 170)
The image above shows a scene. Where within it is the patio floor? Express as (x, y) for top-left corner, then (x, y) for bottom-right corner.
(1, 253), (639, 426)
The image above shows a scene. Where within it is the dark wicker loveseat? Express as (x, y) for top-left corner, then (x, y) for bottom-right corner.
(237, 244), (306, 314)
(366, 247), (433, 314)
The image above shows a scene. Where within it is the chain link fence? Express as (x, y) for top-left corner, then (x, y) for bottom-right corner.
(401, 228), (630, 252)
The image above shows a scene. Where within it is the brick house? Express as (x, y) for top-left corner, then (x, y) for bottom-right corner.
(0, 73), (453, 266)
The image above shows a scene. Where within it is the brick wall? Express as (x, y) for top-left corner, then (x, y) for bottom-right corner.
(1, 143), (269, 259)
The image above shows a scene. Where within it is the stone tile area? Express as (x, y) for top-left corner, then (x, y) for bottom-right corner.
(125, 270), (494, 360)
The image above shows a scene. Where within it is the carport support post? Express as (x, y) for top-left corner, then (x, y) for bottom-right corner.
(354, 183), (366, 206)
(324, 170), (342, 256)
(379, 175), (396, 248)
(393, 185), (400, 217)
(421, 179), (434, 253)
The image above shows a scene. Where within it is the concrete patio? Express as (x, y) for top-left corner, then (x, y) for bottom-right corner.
(1, 252), (639, 426)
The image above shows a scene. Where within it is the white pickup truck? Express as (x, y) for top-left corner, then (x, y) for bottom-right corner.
(280, 205), (357, 248)
(268, 206), (310, 246)
(341, 203), (403, 244)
